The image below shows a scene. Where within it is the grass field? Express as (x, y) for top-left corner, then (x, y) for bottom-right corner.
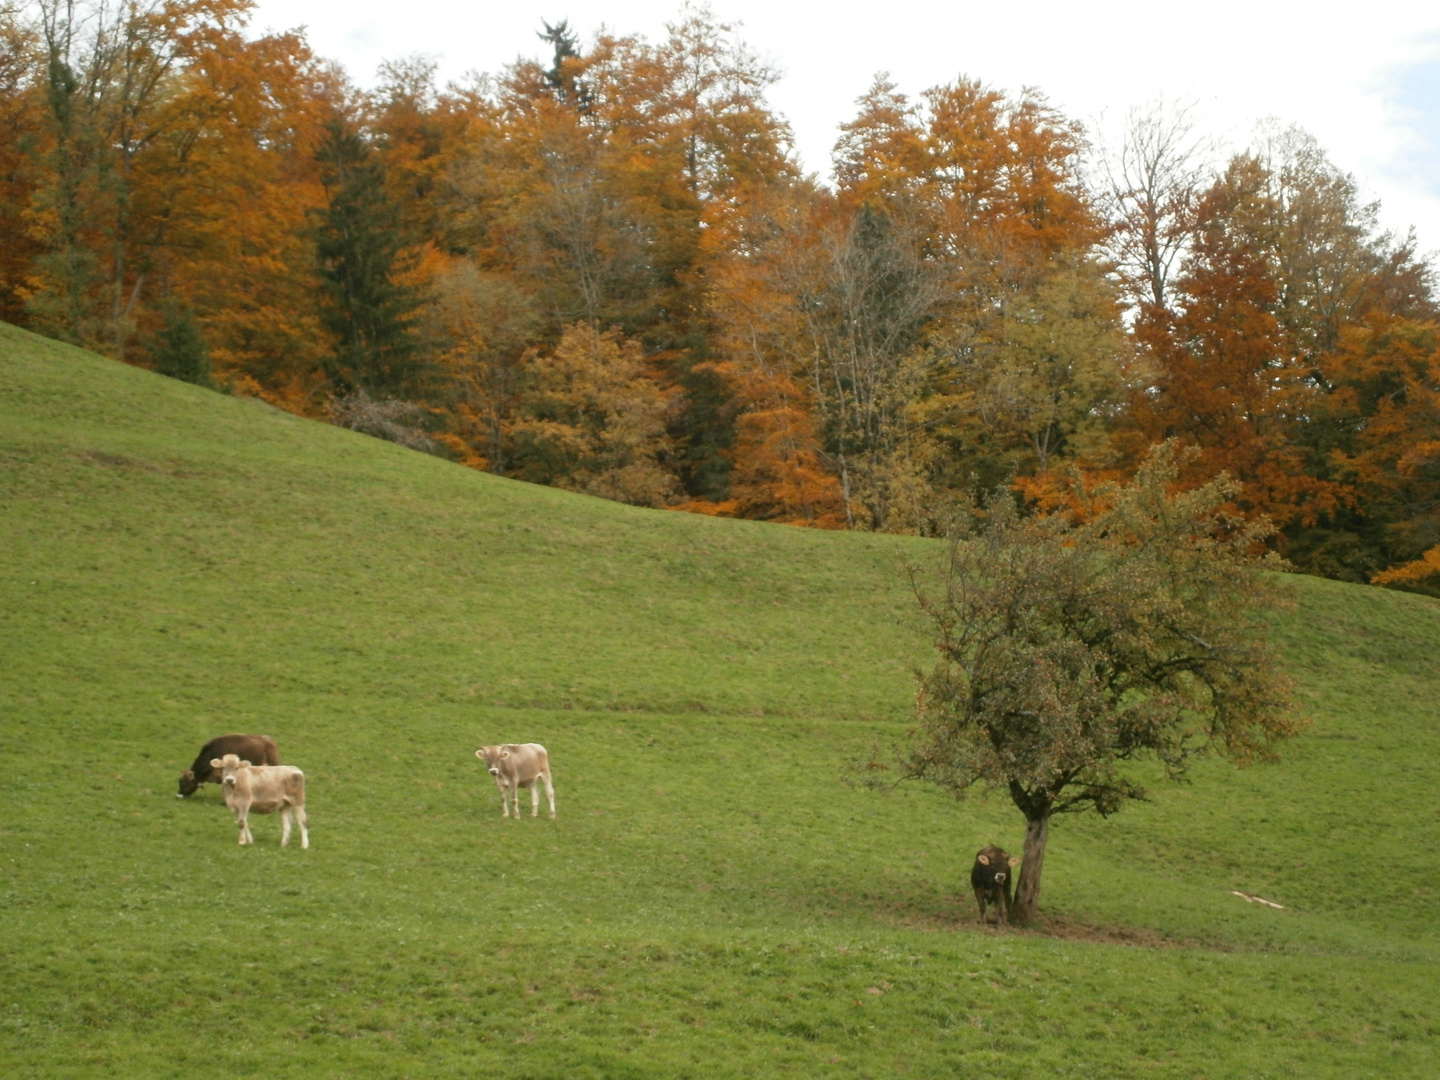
(3, 320), (1439, 1078)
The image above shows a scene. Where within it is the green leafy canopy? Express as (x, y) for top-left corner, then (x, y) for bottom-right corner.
(908, 441), (1305, 823)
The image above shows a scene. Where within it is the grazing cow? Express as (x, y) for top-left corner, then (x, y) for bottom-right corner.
(177, 734), (279, 797)
(971, 845), (1020, 925)
(475, 744), (555, 820)
(211, 753), (309, 848)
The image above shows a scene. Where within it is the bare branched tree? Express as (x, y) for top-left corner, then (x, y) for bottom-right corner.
(788, 203), (948, 531)
(329, 389), (440, 454)
(1095, 99), (1214, 311)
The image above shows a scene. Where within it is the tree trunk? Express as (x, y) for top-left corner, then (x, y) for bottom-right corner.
(1009, 812), (1050, 926)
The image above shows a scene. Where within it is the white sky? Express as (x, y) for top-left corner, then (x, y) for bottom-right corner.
(248, 0), (1440, 257)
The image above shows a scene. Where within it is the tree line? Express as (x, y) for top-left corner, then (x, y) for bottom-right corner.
(3, 1), (1439, 590)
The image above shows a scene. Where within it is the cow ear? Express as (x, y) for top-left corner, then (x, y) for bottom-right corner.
(239, 759), (252, 768)
(501, 750), (510, 758)
(210, 758), (223, 769)
(475, 749), (485, 759)
(1008, 856), (1021, 868)
(976, 854), (990, 866)
(184, 770), (194, 781)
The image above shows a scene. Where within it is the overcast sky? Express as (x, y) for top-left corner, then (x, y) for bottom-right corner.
(247, 0), (1440, 256)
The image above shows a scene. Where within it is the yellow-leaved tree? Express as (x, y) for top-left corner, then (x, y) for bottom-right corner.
(511, 323), (680, 507)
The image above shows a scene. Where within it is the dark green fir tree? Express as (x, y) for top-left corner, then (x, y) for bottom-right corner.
(152, 303), (212, 387)
(314, 120), (425, 397)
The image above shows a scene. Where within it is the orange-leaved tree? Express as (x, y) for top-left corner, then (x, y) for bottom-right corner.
(510, 322), (680, 507)
(1321, 318), (1440, 589)
(156, 26), (338, 406)
(21, 0), (254, 356)
(701, 182), (847, 526)
(0, 9), (43, 326)
(1123, 154), (1350, 531)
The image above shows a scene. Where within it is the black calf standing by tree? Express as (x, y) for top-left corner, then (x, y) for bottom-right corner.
(907, 441), (1304, 925)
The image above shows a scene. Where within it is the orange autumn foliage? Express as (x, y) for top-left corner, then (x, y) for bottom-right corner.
(1125, 157), (1351, 530)
(698, 185), (846, 526)
(1318, 318), (1440, 582)
(161, 27), (339, 408)
(0, 12), (41, 326)
(1372, 545), (1440, 587)
(3, 6), (1438, 579)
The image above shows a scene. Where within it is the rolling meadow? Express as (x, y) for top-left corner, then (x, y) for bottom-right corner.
(3, 321), (1440, 1078)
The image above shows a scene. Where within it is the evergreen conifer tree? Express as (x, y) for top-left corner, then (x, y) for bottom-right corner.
(538, 19), (588, 109)
(314, 119), (424, 397)
(152, 303), (212, 386)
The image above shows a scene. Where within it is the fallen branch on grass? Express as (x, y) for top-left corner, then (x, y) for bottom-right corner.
(1230, 890), (1285, 909)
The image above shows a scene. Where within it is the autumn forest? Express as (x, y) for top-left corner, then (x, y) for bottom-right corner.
(3, 0), (1439, 589)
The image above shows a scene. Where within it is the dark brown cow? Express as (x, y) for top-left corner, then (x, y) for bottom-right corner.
(177, 734), (279, 797)
(970, 844), (1020, 924)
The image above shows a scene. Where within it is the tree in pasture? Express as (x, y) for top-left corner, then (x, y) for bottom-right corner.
(906, 442), (1302, 925)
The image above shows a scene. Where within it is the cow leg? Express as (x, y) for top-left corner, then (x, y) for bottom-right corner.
(294, 804), (309, 849)
(974, 887), (988, 923)
(280, 806), (292, 847)
(237, 808), (252, 846)
(542, 771), (555, 819)
(530, 783), (540, 818)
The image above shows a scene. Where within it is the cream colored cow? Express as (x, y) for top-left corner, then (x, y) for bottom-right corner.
(475, 744), (555, 819)
(211, 753), (309, 848)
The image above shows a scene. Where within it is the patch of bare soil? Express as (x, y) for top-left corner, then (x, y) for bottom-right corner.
(81, 450), (154, 470)
(77, 449), (203, 478)
(1015, 914), (1222, 950)
(866, 893), (1220, 950)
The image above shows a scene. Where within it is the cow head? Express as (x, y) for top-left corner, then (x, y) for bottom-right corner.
(475, 746), (510, 777)
(210, 754), (251, 788)
(177, 770), (200, 798)
(973, 847), (1021, 888)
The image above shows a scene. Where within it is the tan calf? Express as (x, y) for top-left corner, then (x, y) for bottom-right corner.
(211, 753), (309, 848)
(475, 744), (555, 820)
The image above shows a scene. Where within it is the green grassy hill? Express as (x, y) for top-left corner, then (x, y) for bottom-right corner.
(3, 321), (1438, 1078)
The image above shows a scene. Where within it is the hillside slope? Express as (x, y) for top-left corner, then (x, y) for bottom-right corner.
(3, 322), (1438, 1079)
